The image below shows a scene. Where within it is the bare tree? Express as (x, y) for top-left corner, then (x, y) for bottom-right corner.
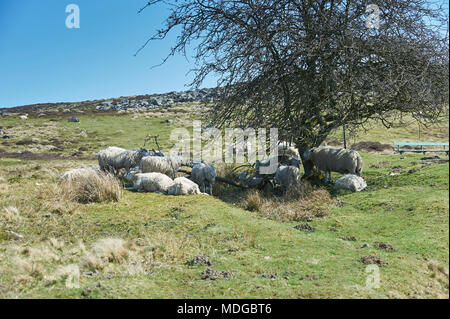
(138, 0), (449, 172)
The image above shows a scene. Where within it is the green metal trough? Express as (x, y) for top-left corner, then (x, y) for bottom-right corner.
(394, 142), (449, 155)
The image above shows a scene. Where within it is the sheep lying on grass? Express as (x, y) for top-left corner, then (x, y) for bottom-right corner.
(191, 162), (216, 195)
(98, 146), (148, 175)
(139, 155), (182, 178)
(60, 167), (121, 203)
(168, 177), (201, 195)
(60, 166), (100, 182)
(278, 141), (300, 158)
(275, 165), (300, 189)
(303, 147), (363, 182)
(132, 172), (174, 194)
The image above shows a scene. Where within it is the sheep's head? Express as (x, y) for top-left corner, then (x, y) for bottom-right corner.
(138, 148), (149, 158)
(303, 149), (312, 161)
(302, 148), (316, 176)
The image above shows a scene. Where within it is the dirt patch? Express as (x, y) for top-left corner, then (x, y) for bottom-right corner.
(299, 274), (318, 281)
(340, 236), (356, 241)
(293, 224), (316, 232)
(0, 151), (94, 161)
(351, 141), (393, 152)
(391, 165), (407, 171)
(369, 161), (391, 169)
(260, 273), (279, 279)
(15, 139), (38, 146)
(359, 255), (388, 266)
(407, 168), (420, 174)
(187, 256), (212, 267)
(374, 242), (395, 251)
(335, 200), (347, 207)
(200, 268), (232, 280)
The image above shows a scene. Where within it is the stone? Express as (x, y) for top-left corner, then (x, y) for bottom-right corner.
(68, 116), (80, 123)
(334, 174), (367, 192)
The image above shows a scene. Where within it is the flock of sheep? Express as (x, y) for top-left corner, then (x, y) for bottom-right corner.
(60, 141), (365, 197)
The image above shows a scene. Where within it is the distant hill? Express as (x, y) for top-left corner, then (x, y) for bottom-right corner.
(0, 87), (219, 115)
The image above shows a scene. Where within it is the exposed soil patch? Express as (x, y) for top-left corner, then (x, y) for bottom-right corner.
(299, 274), (318, 281)
(260, 273), (279, 279)
(188, 255), (212, 267)
(15, 139), (38, 146)
(335, 200), (347, 207)
(359, 255), (388, 266)
(0, 151), (94, 161)
(374, 242), (395, 251)
(293, 224), (316, 232)
(340, 236), (356, 241)
(200, 268), (232, 280)
(369, 161), (391, 169)
(412, 159), (449, 166)
(351, 141), (393, 152)
(407, 168), (420, 174)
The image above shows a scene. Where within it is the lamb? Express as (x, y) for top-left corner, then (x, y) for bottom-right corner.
(191, 162), (216, 195)
(132, 172), (174, 194)
(275, 165), (300, 189)
(167, 177), (201, 195)
(278, 141), (300, 158)
(303, 147), (363, 182)
(139, 155), (182, 178)
(97, 146), (148, 175)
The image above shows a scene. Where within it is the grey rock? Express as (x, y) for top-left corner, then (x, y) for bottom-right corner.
(68, 116), (80, 123)
(334, 174), (367, 192)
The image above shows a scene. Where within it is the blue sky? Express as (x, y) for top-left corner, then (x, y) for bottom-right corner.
(0, 0), (216, 108)
(0, 1), (448, 108)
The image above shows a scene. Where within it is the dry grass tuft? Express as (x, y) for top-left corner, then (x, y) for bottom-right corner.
(82, 238), (134, 271)
(1, 206), (21, 223)
(240, 180), (332, 222)
(242, 190), (264, 212)
(285, 180), (314, 200)
(60, 170), (121, 203)
(37, 184), (79, 214)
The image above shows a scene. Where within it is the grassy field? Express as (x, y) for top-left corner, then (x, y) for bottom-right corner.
(0, 108), (448, 298)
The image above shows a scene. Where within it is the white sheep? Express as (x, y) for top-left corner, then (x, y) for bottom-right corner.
(132, 172), (174, 194)
(60, 166), (101, 181)
(139, 155), (182, 178)
(191, 162), (216, 195)
(167, 177), (201, 195)
(303, 147), (363, 182)
(275, 165), (300, 189)
(97, 146), (148, 175)
(278, 141), (300, 158)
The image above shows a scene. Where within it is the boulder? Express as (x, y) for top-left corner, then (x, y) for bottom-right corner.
(334, 174), (367, 192)
(68, 116), (80, 123)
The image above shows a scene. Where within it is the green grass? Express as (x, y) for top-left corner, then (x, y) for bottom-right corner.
(0, 152), (448, 298)
(0, 108), (448, 298)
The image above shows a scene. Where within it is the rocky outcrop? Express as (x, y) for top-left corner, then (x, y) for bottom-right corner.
(1, 88), (219, 114)
(94, 88), (219, 111)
